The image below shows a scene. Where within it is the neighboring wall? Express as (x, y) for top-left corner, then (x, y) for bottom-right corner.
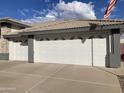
(0, 27), (11, 53)
(0, 26), (11, 60)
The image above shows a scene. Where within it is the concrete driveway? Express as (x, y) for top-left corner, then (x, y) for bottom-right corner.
(0, 61), (122, 93)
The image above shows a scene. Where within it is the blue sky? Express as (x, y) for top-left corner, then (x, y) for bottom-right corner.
(0, 0), (124, 23)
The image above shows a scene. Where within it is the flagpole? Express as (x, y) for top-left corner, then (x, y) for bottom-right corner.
(103, 0), (117, 19)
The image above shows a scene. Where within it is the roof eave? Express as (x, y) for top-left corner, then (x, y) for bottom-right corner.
(19, 23), (124, 35)
(0, 18), (31, 27)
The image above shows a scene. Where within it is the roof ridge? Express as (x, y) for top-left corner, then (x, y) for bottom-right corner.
(38, 20), (75, 29)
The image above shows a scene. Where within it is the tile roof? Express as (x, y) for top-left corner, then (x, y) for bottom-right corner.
(21, 19), (124, 32)
(4, 19), (124, 37)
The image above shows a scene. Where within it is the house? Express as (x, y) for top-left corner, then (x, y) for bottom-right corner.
(1, 18), (124, 68)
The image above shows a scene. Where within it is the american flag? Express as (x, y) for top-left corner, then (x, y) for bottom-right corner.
(104, 0), (117, 19)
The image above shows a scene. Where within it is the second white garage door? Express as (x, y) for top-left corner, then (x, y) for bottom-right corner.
(9, 41), (28, 61)
(93, 38), (106, 66)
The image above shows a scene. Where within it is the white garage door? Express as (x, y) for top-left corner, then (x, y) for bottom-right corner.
(34, 39), (92, 66)
(9, 41), (28, 61)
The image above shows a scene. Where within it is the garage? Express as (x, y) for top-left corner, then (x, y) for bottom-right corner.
(3, 19), (123, 68)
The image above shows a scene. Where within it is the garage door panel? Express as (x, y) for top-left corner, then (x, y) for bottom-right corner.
(34, 39), (92, 66)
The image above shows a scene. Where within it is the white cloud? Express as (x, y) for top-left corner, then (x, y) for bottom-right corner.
(18, 10), (26, 16)
(45, 11), (58, 19)
(101, 7), (106, 13)
(18, 8), (29, 16)
(23, 9), (29, 12)
(21, 1), (96, 23)
(56, 1), (96, 19)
